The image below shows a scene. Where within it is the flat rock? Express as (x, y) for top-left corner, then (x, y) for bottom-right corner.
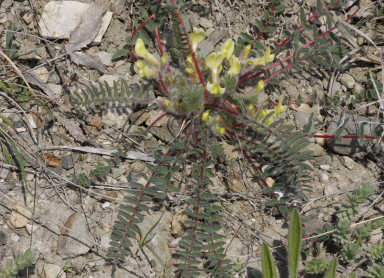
(326, 112), (377, 156)
(38, 1), (112, 42)
(57, 212), (94, 259)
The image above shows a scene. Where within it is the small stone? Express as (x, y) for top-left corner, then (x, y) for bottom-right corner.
(26, 223), (39, 234)
(340, 156), (355, 170)
(30, 66), (49, 83)
(265, 177), (275, 188)
(304, 143), (325, 157)
(102, 111), (127, 130)
(0, 168), (10, 180)
(44, 263), (66, 278)
(10, 205), (33, 228)
(319, 164), (331, 171)
(61, 153), (80, 170)
(199, 18), (213, 29)
(319, 173), (329, 183)
(314, 132), (326, 146)
(146, 110), (168, 127)
(294, 111), (312, 129)
(339, 73), (355, 89)
(47, 84), (62, 98)
(10, 232), (20, 242)
(96, 51), (113, 66)
(297, 103), (312, 113)
(169, 237), (182, 248)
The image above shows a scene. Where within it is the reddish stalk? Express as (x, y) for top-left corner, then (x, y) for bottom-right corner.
(168, 0), (208, 99)
(155, 26), (164, 57)
(128, 13), (157, 60)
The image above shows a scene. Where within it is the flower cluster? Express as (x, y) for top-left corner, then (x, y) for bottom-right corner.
(133, 38), (161, 79)
(132, 27), (286, 134)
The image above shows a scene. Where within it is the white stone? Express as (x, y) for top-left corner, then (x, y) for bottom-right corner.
(44, 263), (66, 278)
(341, 156), (355, 170)
(38, 1), (112, 42)
(26, 223), (39, 234)
(320, 164), (331, 172)
(319, 173), (329, 183)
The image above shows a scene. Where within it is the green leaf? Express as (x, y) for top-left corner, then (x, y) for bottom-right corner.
(288, 209), (302, 278)
(112, 49), (129, 60)
(262, 243), (278, 278)
(300, 7), (306, 24)
(274, 4), (286, 13)
(324, 257), (338, 278)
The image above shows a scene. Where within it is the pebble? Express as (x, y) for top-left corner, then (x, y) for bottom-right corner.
(61, 153), (80, 170)
(10, 205), (33, 228)
(320, 164), (331, 172)
(339, 73), (355, 89)
(304, 143), (325, 157)
(265, 177), (275, 188)
(96, 51), (113, 66)
(30, 66), (49, 83)
(314, 132), (326, 146)
(319, 173), (329, 183)
(340, 156), (355, 170)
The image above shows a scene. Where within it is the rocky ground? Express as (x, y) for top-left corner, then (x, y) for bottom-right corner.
(0, 0), (383, 277)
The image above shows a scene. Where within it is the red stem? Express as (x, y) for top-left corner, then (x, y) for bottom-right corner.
(129, 14), (157, 61)
(155, 26), (164, 57)
(239, 6), (360, 86)
(168, 0), (208, 99)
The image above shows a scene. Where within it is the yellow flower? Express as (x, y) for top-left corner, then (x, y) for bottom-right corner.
(207, 82), (225, 95)
(161, 54), (167, 65)
(205, 52), (224, 83)
(135, 38), (159, 66)
(185, 67), (195, 75)
(134, 60), (157, 78)
(216, 127), (226, 135)
(228, 56), (241, 75)
(187, 55), (194, 66)
(220, 39), (234, 60)
(256, 80), (265, 93)
(164, 99), (172, 108)
(248, 103), (257, 112)
(274, 99), (286, 116)
(242, 44), (252, 61)
(202, 110), (211, 122)
(249, 47), (275, 66)
(206, 52), (224, 73)
(190, 27), (206, 52)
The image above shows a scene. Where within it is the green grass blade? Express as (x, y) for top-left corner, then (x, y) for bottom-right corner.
(262, 243), (278, 278)
(324, 257), (338, 278)
(288, 209), (302, 278)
